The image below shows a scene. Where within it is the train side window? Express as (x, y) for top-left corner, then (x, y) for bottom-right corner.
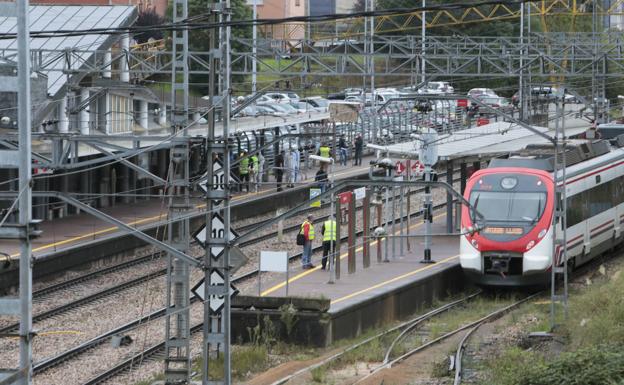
(567, 192), (586, 227)
(589, 181), (612, 216)
(616, 176), (624, 206)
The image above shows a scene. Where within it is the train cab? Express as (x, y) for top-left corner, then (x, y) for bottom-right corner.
(460, 165), (555, 286)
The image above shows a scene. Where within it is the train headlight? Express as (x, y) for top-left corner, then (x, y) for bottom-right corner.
(526, 240), (535, 250)
(538, 229), (547, 239)
(471, 239), (479, 249)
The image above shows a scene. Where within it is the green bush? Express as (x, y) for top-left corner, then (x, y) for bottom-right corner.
(488, 345), (624, 385)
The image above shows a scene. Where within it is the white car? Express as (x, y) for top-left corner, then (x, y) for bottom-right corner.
(467, 88), (498, 99)
(419, 81), (455, 95)
(265, 92), (292, 104)
(299, 97), (330, 112)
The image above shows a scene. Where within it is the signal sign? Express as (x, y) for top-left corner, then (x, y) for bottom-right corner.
(191, 269), (239, 314)
(192, 213), (239, 260)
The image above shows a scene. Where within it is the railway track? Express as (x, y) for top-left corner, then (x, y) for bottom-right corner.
(351, 292), (542, 385)
(29, 194), (454, 381)
(15, 172), (458, 335)
(26, 167), (461, 302)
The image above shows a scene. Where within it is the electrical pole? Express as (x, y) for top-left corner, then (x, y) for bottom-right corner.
(519, 2), (525, 121)
(421, 0), (426, 84)
(18, 1), (34, 384)
(252, 0), (257, 93)
(164, 0), (192, 382)
(203, 0), (233, 384)
(420, 131), (437, 264)
(0, 2), (35, 384)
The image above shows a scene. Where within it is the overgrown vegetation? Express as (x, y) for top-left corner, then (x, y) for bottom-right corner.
(487, 263), (624, 385)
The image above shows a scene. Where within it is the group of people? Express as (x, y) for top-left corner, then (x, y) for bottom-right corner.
(235, 134), (365, 194)
(274, 146), (301, 192)
(236, 150), (264, 193)
(299, 214), (337, 270)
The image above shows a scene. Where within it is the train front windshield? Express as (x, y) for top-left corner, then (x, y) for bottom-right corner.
(468, 174), (548, 240)
(469, 191), (546, 224)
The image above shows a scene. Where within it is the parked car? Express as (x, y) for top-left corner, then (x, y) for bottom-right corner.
(418, 81), (455, 95)
(299, 97), (330, 112)
(344, 88), (363, 97)
(265, 92), (292, 104)
(467, 88), (498, 99)
(233, 105), (258, 118)
(256, 105), (287, 117)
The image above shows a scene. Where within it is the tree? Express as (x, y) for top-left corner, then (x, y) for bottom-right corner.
(183, 0), (253, 94)
(134, 9), (166, 43)
(352, 0), (366, 12)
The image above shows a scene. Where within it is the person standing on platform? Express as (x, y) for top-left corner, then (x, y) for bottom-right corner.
(290, 145), (300, 187)
(239, 150), (250, 193)
(250, 153), (259, 192)
(353, 134), (363, 166)
(284, 147), (294, 188)
(321, 217), (337, 270)
(318, 142), (332, 160)
(300, 214), (316, 269)
(338, 135), (348, 166)
(275, 150), (285, 192)
(315, 164), (329, 193)
(256, 151), (265, 192)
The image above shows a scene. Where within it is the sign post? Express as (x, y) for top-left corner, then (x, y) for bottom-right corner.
(259, 251), (289, 296)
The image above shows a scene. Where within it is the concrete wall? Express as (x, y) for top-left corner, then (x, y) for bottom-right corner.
(230, 264), (465, 347)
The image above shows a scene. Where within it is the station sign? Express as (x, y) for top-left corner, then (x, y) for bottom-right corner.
(310, 188), (321, 208)
(193, 213), (239, 260)
(353, 187), (366, 201)
(191, 269), (239, 314)
(339, 191), (352, 205)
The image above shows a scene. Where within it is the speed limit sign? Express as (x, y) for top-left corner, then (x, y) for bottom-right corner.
(199, 159), (236, 195)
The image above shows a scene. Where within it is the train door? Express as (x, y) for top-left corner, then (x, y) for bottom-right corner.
(585, 173), (613, 261)
(565, 179), (587, 264)
(614, 175), (624, 240)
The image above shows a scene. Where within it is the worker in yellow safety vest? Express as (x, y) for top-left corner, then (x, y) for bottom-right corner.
(300, 214), (315, 269)
(321, 218), (337, 270)
(318, 144), (332, 160)
(250, 154), (259, 192)
(239, 151), (250, 193)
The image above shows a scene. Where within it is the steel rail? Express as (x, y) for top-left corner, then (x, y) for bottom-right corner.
(70, 199), (457, 384)
(353, 292), (542, 385)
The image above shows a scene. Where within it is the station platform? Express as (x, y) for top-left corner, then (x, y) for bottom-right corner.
(244, 213), (464, 345)
(0, 155), (375, 267)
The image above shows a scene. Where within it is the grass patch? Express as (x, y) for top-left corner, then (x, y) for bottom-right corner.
(311, 366), (329, 383)
(486, 261), (624, 385)
(192, 345), (270, 381)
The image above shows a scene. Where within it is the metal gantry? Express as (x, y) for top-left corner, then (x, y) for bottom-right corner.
(0, 2), (34, 385)
(203, 1), (234, 384)
(164, 0), (193, 381)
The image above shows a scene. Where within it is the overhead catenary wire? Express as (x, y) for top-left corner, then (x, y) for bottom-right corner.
(0, 0), (538, 40)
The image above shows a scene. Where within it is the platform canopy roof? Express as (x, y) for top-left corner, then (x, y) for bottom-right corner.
(0, 5), (137, 97)
(386, 121), (587, 162)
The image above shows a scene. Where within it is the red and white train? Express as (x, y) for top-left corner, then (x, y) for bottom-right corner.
(460, 140), (624, 286)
